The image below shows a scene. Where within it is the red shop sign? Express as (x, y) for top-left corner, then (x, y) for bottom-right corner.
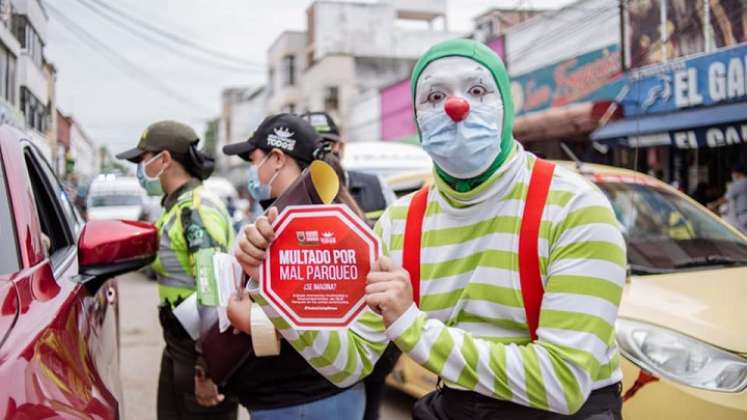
(259, 205), (381, 329)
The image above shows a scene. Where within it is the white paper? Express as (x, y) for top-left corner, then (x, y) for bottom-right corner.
(212, 252), (245, 332)
(172, 293), (200, 340)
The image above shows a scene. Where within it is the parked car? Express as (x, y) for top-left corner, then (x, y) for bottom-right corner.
(86, 175), (149, 221)
(385, 169), (431, 198)
(383, 161), (747, 420)
(342, 141), (432, 180)
(0, 125), (158, 418)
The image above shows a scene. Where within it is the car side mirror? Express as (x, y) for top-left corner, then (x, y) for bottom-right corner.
(77, 220), (158, 293)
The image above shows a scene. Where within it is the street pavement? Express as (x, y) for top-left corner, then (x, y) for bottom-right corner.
(119, 271), (413, 419)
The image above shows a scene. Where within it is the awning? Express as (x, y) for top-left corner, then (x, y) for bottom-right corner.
(591, 101), (747, 148)
(514, 101), (622, 143)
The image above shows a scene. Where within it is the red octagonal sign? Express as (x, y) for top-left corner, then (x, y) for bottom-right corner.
(259, 204), (381, 329)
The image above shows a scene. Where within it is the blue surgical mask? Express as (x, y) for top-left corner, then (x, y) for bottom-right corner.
(247, 156), (279, 201)
(417, 103), (502, 179)
(137, 153), (164, 196)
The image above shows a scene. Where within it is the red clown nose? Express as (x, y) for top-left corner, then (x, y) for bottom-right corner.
(444, 97), (470, 122)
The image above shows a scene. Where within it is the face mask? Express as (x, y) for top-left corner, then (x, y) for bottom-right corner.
(137, 152), (164, 196)
(417, 103), (502, 179)
(247, 155), (280, 201)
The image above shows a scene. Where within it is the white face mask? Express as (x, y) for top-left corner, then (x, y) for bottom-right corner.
(137, 152), (165, 196)
(247, 154), (280, 201)
(415, 57), (504, 179)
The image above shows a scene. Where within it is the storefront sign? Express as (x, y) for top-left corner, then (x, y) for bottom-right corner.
(625, 43), (747, 117)
(511, 45), (624, 116)
(259, 205), (380, 329)
(618, 121), (747, 149)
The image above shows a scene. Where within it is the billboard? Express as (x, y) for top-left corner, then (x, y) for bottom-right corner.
(625, 0), (747, 69)
(511, 45), (624, 116)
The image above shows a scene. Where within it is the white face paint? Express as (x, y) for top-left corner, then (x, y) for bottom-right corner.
(415, 56), (503, 122)
(414, 56), (506, 179)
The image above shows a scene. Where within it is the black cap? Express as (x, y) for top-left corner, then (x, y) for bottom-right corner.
(116, 120), (199, 163)
(223, 113), (322, 163)
(299, 111), (340, 142)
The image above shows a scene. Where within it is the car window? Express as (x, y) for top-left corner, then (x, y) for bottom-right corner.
(0, 154), (19, 275)
(34, 150), (82, 233)
(597, 181), (747, 272)
(23, 148), (75, 267)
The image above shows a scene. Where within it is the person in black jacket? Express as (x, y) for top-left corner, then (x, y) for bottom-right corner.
(301, 111), (400, 420)
(222, 113), (366, 420)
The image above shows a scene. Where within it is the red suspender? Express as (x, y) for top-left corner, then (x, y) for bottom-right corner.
(402, 159), (554, 341)
(402, 186), (429, 307)
(518, 159), (555, 341)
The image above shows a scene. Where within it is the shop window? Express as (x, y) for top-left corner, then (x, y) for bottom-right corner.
(324, 86), (339, 112)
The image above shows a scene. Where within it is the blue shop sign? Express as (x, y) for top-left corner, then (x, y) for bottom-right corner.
(624, 43), (747, 117)
(618, 121), (747, 149)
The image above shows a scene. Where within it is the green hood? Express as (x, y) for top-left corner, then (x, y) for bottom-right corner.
(411, 38), (515, 192)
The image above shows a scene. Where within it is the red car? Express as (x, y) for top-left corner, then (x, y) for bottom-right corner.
(0, 125), (157, 419)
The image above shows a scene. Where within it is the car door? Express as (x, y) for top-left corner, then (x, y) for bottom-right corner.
(0, 142), (121, 419)
(32, 144), (125, 404)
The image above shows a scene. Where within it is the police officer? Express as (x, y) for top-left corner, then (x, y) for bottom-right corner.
(116, 121), (237, 420)
(300, 112), (396, 224)
(300, 112), (399, 420)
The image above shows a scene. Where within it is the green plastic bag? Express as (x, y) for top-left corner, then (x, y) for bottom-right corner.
(196, 248), (220, 306)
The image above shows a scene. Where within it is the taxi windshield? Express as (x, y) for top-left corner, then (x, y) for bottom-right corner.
(595, 181), (747, 273)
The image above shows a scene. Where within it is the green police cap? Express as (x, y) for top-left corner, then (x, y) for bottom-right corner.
(116, 120), (199, 163)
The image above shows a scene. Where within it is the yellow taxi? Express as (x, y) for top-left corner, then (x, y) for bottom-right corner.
(383, 162), (747, 419)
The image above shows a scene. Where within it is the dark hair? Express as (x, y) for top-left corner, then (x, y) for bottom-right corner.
(294, 148), (366, 220)
(170, 144), (215, 180)
(733, 162), (747, 175)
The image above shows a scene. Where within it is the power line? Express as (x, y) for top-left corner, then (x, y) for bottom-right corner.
(509, 4), (619, 65)
(85, 0), (264, 68)
(46, 2), (213, 116)
(74, 0), (263, 73)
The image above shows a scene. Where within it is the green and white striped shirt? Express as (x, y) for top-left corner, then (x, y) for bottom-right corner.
(253, 143), (626, 415)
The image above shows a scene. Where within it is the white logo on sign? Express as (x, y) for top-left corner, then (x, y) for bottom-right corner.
(267, 126), (296, 151)
(642, 74), (672, 110)
(321, 231), (336, 244)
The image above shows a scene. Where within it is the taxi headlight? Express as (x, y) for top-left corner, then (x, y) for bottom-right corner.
(616, 319), (747, 392)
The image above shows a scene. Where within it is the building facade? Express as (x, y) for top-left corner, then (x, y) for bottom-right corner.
(263, 0), (459, 141)
(216, 85), (268, 186)
(267, 31), (306, 114)
(0, 0), (63, 166)
(56, 109), (97, 182)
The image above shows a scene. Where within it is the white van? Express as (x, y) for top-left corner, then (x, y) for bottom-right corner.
(341, 142), (432, 180)
(87, 174), (148, 221)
